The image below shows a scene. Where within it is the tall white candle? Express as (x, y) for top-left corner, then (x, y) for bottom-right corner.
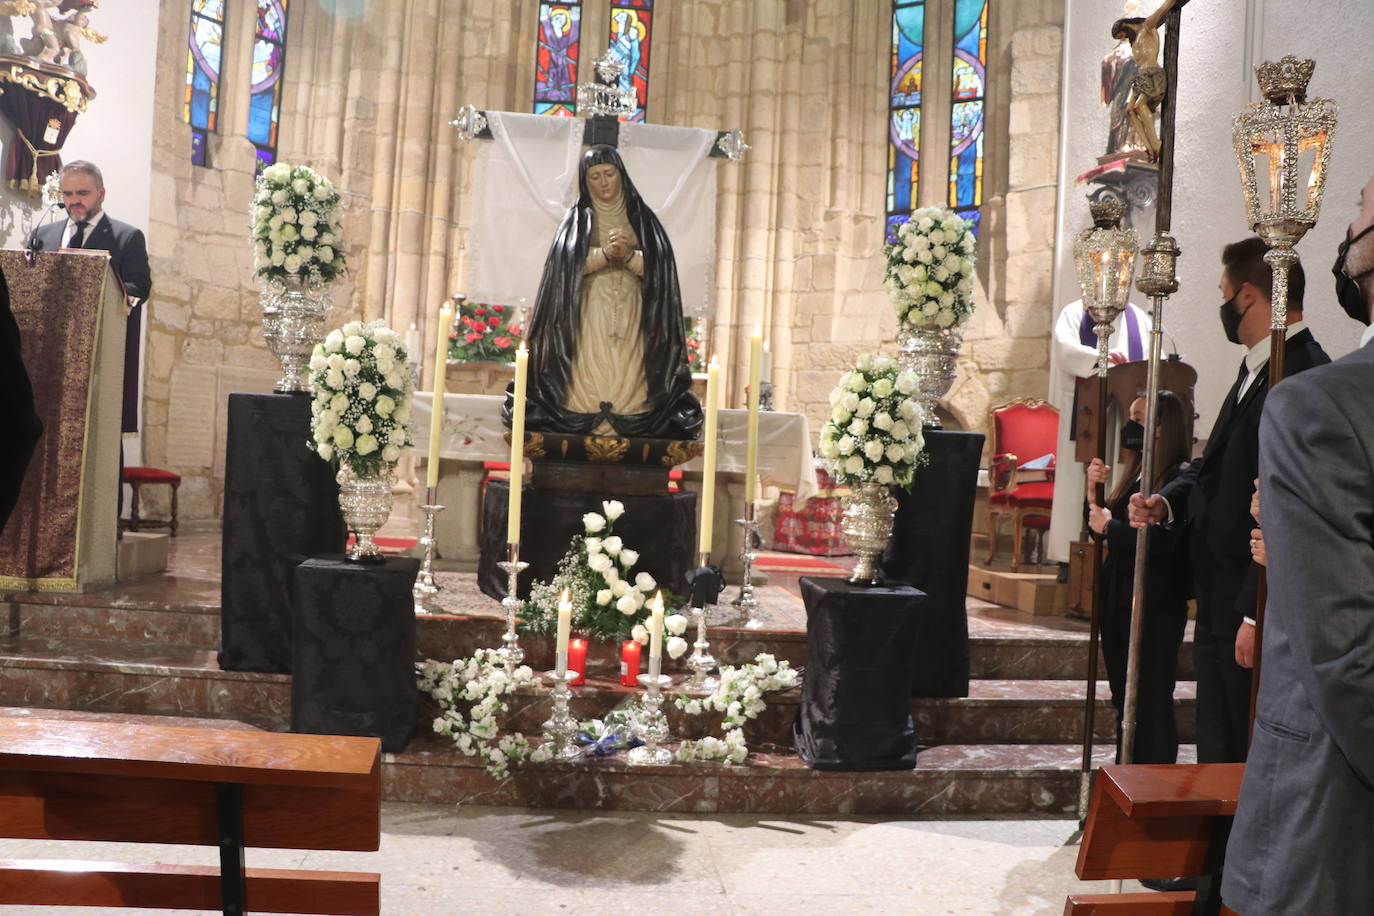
(744, 328), (763, 503)
(425, 304), (453, 490)
(555, 588), (572, 676)
(406, 322), (420, 365)
(647, 591), (665, 678)
(697, 356), (720, 557)
(760, 339), (773, 382)
(507, 345), (529, 544)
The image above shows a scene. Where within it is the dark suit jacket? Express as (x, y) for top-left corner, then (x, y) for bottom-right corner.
(0, 265), (43, 535)
(31, 214), (152, 300)
(1156, 328), (1328, 637)
(1223, 342), (1374, 914)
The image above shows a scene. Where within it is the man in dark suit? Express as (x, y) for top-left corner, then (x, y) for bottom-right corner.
(1222, 173), (1374, 914)
(1129, 237), (1329, 764)
(30, 160), (151, 436)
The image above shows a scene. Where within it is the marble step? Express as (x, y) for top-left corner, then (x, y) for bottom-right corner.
(0, 634), (1194, 746)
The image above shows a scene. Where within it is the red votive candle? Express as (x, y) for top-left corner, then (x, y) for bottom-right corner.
(620, 640), (642, 687)
(569, 638), (588, 686)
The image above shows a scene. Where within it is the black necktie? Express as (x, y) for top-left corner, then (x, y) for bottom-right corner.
(69, 220), (89, 248)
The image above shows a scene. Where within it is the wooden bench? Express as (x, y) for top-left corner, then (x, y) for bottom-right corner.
(0, 716), (382, 915)
(1067, 763), (1245, 916)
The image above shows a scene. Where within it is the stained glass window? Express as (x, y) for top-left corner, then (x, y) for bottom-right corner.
(534, 2), (582, 116)
(607, 1), (654, 122)
(185, 0), (226, 166)
(887, 1), (924, 241)
(948, 0), (989, 234)
(247, 0), (290, 174)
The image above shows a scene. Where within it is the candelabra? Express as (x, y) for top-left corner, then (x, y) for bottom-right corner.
(496, 542), (527, 669)
(411, 488), (445, 615)
(686, 551), (719, 691)
(732, 503), (762, 628)
(627, 672), (673, 765)
(541, 667), (582, 761)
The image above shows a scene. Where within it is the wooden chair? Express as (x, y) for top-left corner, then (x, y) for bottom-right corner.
(122, 466), (181, 536)
(0, 716), (382, 915)
(986, 398), (1059, 571)
(1066, 763), (1244, 915)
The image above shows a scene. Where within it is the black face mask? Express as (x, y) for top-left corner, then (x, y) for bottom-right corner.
(1120, 420), (1145, 452)
(1332, 223), (1374, 325)
(1219, 295), (1244, 345)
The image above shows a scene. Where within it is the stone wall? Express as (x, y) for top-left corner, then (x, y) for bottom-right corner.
(139, 0), (1068, 519)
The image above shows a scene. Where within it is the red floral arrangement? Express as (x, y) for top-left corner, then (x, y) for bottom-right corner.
(448, 300), (523, 363)
(684, 316), (704, 369)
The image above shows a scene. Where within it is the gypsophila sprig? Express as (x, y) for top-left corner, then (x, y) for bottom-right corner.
(418, 650), (552, 779)
(521, 501), (690, 651)
(884, 206), (976, 329)
(251, 162), (347, 287)
(817, 353), (926, 489)
(307, 320), (413, 478)
(675, 653), (801, 764)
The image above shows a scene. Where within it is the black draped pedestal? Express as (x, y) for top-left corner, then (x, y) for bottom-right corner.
(291, 556), (420, 752)
(478, 479), (697, 601)
(880, 429), (983, 697)
(220, 393), (346, 673)
(792, 576), (926, 770)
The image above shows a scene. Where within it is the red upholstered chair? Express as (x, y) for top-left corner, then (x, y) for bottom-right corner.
(121, 467), (181, 536)
(986, 398), (1059, 571)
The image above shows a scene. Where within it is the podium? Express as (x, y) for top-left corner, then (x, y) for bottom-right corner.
(0, 250), (126, 591)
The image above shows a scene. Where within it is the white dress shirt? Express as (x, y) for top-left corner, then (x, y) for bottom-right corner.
(60, 210), (106, 249)
(1236, 320), (1308, 403)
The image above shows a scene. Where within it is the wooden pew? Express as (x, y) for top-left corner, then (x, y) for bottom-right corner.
(0, 716), (382, 915)
(1066, 763), (1244, 916)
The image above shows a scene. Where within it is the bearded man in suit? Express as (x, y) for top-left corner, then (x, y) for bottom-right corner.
(1128, 237), (1329, 765)
(1221, 172), (1374, 915)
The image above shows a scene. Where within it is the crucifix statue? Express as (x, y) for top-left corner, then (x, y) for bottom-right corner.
(1110, 0), (1180, 163)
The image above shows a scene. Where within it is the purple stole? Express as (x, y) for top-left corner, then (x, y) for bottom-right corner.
(1070, 307), (1144, 438)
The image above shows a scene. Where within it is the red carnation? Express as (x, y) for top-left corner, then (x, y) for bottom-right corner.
(492, 305), (505, 313)
(472, 321), (487, 332)
(461, 315), (475, 327)
(475, 308), (487, 316)
(494, 337), (512, 348)
(465, 332), (481, 343)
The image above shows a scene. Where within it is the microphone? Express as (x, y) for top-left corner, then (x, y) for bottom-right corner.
(25, 200), (65, 263)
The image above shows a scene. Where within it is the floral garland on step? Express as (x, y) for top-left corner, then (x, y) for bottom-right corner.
(675, 654), (801, 764)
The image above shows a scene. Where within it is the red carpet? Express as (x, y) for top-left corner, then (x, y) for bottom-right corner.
(753, 552), (850, 574)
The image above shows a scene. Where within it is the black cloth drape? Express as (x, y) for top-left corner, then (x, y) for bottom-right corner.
(792, 576), (926, 770)
(478, 478), (696, 602)
(880, 430), (983, 697)
(0, 265), (41, 535)
(506, 145), (701, 440)
(291, 555), (420, 753)
(220, 393), (345, 672)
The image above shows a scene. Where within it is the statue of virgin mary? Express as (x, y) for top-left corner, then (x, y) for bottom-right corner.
(510, 145), (703, 440)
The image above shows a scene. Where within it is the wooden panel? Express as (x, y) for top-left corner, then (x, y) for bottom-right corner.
(0, 860), (379, 915)
(0, 718), (381, 790)
(0, 771), (380, 851)
(1075, 774), (1212, 880)
(1101, 764), (1243, 819)
(1064, 896), (1239, 916)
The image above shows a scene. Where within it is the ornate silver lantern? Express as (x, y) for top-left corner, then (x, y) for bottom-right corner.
(1072, 197), (1140, 374)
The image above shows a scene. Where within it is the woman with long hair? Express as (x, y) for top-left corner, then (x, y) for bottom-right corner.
(1086, 390), (1192, 763)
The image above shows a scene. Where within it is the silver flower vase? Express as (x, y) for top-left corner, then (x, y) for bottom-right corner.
(842, 481), (898, 586)
(336, 461), (395, 563)
(897, 322), (962, 429)
(260, 277), (329, 393)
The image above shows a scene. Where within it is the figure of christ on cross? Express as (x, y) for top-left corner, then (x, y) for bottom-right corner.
(1110, 0), (1180, 163)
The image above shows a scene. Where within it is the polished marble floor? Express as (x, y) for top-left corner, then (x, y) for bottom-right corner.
(0, 802), (1112, 915)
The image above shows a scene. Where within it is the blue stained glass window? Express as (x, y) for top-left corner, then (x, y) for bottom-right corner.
(887, 0), (924, 237)
(948, 0), (988, 233)
(608, 2), (654, 122)
(534, 3), (582, 116)
(248, 0), (290, 173)
(185, 0), (226, 166)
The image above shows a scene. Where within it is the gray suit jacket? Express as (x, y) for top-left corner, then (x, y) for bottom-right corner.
(1223, 343), (1374, 914)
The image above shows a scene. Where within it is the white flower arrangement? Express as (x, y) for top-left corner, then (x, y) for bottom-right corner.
(307, 320), (413, 478)
(675, 653), (801, 764)
(418, 650), (553, 779)
(884, 206), (977, 330)
(817, 353), (926, 488)
(250, 162), (347, 287)
(523, 501), (688, 652)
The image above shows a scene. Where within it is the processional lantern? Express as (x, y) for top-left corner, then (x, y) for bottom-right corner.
(1073, 197), (1140, 370)
(1232, 55), (1338, 328)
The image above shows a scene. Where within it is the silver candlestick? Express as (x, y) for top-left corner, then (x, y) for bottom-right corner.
(732, 502), (762, 628)
(412, 488), (445, 615)
(542, 664), (582, 761)
(628, 671), (673, 765)
(497, 541), (528, 670)
(686, 550), (719, 691)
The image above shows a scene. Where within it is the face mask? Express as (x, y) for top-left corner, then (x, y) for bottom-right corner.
(1120, 419), (1145, 452)
(1219, 295), (1244, 345)
(1332, 223), (1374, 325)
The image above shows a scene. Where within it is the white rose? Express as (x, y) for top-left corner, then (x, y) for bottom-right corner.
(374, 344), (396, 363)
(943, 255), (961, 273)
(612, 580), (631, 598)
(631, 624), (649, 645)
(932, 245), (948, 260)
(329, 392), (348, 412)
(344, 335), (366, 356)
(271, 189), (288, 206)
(872, 378), (894, 399)
(873, 355), (895, 372)
(355, 415), (373, 434)
(584, 537), (603, 554)
(635, 571), (656, 592)
(936, 309), (956, 329)
(297, 245), (315, 262)
(308, 352), (327, 371)
(324, 330), (344, 353)
(325, 369), (344, 388)
(842, 392), (860, 413)
(332, 425), (354, 448)
(872, 411), (894, 431)
(926, 281), (943, 297)
(314, 185), (332, 201)
(856, 397), (875, 418)
(375, 395), (395, 416)
(299, 210), (319, 227)
(263, 162), (290, 183)
(588, 553), (613, 573)
(282, 224), (299, 242)
(355, 434), (379, 456)
(847, 417), (868, 437)
(583, 512), (606, 534)
(939, 292), (955, 308)
(270, 250), (286, 267)
(864, 439), (885, 462)
(837, 434), (856, 456)
(280, 207), (298, 224)
(875, 464), (895, 485)
(316, 443), (334, 462)
(918, 249), (933, 264)
(855, 353), (874, 372)
(666, 636), (689, 660)
(929, 229), (946, 245)
(301, 226), (319, 242)
(844, 454), (865, 475)
(619, 548), (639, 567)
(896, 371), (918, 395)
(341, 321), (363, 336)
(917, 217), (934, 231)
(911, 233), (930, 250)
(342, 358), (362, 378)
(665, 613), (688, 637)
(395, 402), (411, 423)
(292, 178), (310, 196)
(602, 499), (625, 521)
(319, 246), (335, 264)
(320, 232), (336, 246)
(596, 589), (612, 606)
(312, 423), (332, 443)
(902, 246), (917, 263)
(385, 371), (404, 389)
(616, 594), (640, 616)
(891, 420), (911, 441)
(382, 444), (400, 462)
(357, 382), (377, 400)
(922, 301), (939, 318)
(602, 566), (620, 586)
(831, 403), (851, 424)
(283, 254), (302, 274)
(602, 535), (623, 555)
(886, 443), (907, 463)
(819, 435), (840, 459)
(934, 266), (950, 283)
(325, 353), (345, 372)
